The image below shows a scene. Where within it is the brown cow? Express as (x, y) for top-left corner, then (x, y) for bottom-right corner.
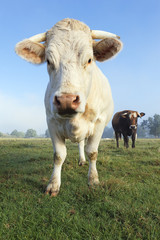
(112, 110), (145, 148)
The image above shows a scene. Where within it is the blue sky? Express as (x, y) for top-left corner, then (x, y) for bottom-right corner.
(0, 0), (160, 134)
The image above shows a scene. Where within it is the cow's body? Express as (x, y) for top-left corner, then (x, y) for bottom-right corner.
(15, 18), (122, 196)
(112, 110), (145, 148)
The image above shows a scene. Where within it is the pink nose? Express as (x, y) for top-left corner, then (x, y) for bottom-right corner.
(54, 94), (80, 115)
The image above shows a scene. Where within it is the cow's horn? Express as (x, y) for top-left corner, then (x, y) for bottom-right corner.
(91, 30), (120, 40)
(29, 32), (46, 43)
(28, 31), (119, 42)
(122, 113), (128, 116)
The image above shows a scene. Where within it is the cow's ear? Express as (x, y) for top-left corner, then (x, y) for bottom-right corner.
(93, 38), (123, 62)
(15, 40), (45, 64)
(121, 112), (128, 118)
(138, 112), (145, 118)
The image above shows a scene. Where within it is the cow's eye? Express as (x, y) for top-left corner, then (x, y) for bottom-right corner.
(88, 58), (92, 64)
(47, 59), (55, 70)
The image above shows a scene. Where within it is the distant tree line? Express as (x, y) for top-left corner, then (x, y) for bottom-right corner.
(0, 129), (49, 138)
(140, 114), (160, 138)
(0, 114), (160, 139)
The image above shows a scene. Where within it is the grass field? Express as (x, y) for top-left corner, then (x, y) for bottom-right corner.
(0, 138), (160, 240)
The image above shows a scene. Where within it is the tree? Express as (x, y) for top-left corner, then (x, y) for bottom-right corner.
(25, 129), (37, 138)
(141, 114), (160, 138)
(147, 114), (160, 138)
(0, 132), (4, 137)
(10, 130), (25, 138)
(18, 131), (25, 138)
(45, 129), (50, 138)
(11, 129), (18, 136)
(137, 124), (147, 138)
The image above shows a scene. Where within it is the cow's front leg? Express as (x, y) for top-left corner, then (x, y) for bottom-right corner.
(132, 132), (136, 148)
(78, 140), (86, 166)
(86, 122), (105, 186)
(123, 134), (129, 148)
(46, 138), (66, 197)
(87, 151), (99, 186)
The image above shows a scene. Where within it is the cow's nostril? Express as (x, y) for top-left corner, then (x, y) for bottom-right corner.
(55, 96), (61, 106)
(130, 125), (136, 130)
(73, 96), (79, 103)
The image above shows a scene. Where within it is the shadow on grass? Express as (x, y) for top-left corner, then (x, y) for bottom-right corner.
(20, 177), (47, 194)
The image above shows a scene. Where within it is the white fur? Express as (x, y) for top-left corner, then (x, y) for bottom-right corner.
(78, 140), (86, 165)
(45, 59), (114, 193)
(129, 112), (137, 119)
(15, 19), (123, 195)
(44, 29), (114, 193)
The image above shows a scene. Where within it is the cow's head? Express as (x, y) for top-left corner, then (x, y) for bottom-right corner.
(15, 18), (123, 118)
(121, 111), (145, 130)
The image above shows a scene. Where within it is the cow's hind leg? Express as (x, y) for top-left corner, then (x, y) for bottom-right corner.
(46, 136), (66, 197)
(115, 132), (119, 148)
(123, 134), (129, 148)
(78, 140), (86, 166)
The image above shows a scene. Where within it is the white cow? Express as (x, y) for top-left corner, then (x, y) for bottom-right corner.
(15, 18), (123, 196)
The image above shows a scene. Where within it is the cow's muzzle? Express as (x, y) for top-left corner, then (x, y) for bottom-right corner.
(129, 125), (137, 130)
(54, 94), (80, 115)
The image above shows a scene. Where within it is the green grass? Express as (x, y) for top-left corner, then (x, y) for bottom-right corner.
(0, 138), (160, 240)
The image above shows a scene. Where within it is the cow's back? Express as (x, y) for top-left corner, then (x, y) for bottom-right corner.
(112, 110), (129, 132)
(112, 112), (121, 131)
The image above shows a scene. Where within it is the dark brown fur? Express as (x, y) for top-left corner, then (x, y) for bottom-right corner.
(112, 110), (145, 148)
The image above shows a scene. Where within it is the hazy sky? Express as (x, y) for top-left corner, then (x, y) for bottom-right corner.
(0, 0), (160, 134)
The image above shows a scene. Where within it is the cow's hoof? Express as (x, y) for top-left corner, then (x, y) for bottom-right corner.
(78, 159), (86, 166)
(45, 190), (59, 197)
(51, 191), (59, 197)
(88, 177), (100, 187)
(45, 182), (60, 197)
